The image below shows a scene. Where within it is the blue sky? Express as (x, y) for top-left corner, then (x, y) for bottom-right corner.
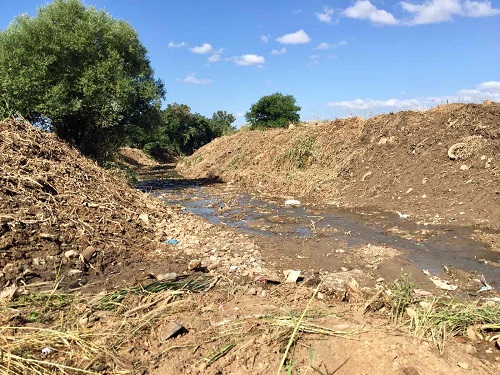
(1, 0), (499, 126)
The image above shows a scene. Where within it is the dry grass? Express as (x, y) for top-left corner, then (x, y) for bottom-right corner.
(0, 275), (218, 374)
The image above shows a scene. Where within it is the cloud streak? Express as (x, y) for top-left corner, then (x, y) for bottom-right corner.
(344, 1), (399, 25)
(271, 47), (287, 55)
(178, 74), (213, 85)
(227, 54), (265, 66)
(327, 81), (500, 112)
(190, 43), (213, 54)
(316, 6), (335, 23)
(338, 1), (500, 26)
(276, 30), (311, 44)
(168, 41), (187, 48)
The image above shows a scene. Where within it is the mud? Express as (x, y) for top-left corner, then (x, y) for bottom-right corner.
(1, 107), (500, 375)
(139, 179), (500, 288)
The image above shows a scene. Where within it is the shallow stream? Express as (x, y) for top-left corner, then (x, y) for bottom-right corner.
(138, 178), (500, 287)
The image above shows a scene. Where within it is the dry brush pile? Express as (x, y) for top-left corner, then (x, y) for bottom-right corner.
(0, 119), (178, 290)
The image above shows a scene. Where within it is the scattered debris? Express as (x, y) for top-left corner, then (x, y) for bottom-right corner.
(477, 274), (493, 293)
(155, 273), (178, 281)
(166, 238), (180, 245)
(395, 211), (410, 219)
(448, 142), (466, 160)
(41, 347), (54, 357)
(284, 269), (302, 283)
(80, 246), (97, 262)
(138, 213), (150, 223)
(429, 277), (458, 291)
(284, 199), (301, 207)
(188, 259), (202, 271)
(0, 283), (18, 300)
(165, 321), (188, 340)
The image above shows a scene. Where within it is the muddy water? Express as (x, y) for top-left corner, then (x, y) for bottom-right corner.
(137, 179), (500, 287)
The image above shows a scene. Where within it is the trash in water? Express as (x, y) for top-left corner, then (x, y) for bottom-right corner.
(166, 239), (180, 245)
(284, 199), (301, 207)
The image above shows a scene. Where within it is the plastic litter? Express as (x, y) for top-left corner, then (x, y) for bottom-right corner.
(41, 347), (54, 356)
(430, 277), (458, 291)
(396, 211), (410, 219)
(166, 239), (180, 245)
(284, 199), (301, 207)
(284, 269), (301, 283)
(477, 274), (493, 293)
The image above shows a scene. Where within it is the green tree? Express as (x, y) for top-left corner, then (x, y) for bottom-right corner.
(245, 92), (301, 130)
(155, 103), (215, 155)
(0, 0), (165, 159)
(210, 110), (236, 136)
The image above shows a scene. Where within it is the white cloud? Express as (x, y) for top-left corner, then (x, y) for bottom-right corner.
(190, 43), (213, 54)
(464, 0), (500, 17)
(227, 54), (265, 66)
(335, 40), (349, 47)
(168, 41), (187, 48)
(261, 34), (270, 43)
(271, 47), (287, 55)
(178, 74), (213, 85)
(477, 81), (500, 92)
(400, 0), (500, 25)
(294, 9), (303, 15)
(344, 0), (399, 25)
(327, 82), (500, 112)
(208, 48), (224, 63)
(316, 6), (335, 23)
(400, 0), (462, 24)
(276, 29), (311, 44)
(315, 42), (330, 50)
(208, 54), (221, 62)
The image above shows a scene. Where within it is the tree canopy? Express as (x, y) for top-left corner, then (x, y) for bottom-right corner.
(245, 92), (301, 130)
(140, 104), (236, 158)
(0, 0), (165, 158)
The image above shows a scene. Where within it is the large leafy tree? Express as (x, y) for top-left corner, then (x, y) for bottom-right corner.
(0, 0), (165, 158)
(245, 92), (300, 130)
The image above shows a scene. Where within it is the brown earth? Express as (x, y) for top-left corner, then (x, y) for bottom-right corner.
(0, 111), (499, 375)
(178, 102), (500, 230)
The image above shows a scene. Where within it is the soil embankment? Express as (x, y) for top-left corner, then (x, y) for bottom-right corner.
(1, 114), (499, 374)
(178, 103), (500, 230)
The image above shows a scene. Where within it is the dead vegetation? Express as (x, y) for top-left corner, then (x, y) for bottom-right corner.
(1, 112), (500, 374)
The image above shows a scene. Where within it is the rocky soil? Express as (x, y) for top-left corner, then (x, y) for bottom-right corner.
(1, 108), (499, 374)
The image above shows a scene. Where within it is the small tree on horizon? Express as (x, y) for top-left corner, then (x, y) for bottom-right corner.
(245, 92), (301, 130)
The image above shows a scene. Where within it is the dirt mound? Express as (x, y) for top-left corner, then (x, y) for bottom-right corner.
(0, 120), (172, 288)
(0, 120), (257, 291)
(117, 146), (160, 167)
(178, 103), (500, 229)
